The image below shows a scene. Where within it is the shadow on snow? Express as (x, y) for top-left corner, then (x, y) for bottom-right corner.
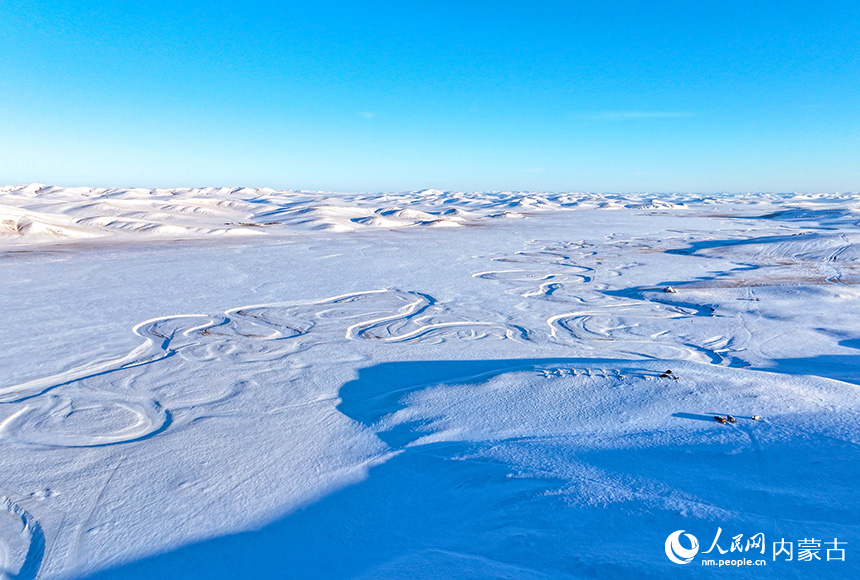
(78, 358), (858, 580)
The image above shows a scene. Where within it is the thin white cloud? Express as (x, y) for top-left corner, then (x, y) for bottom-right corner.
(359, 111), (375, 119)
(581, 111), (696, 121)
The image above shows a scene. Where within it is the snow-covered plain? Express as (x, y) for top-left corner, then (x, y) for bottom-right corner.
(1, 185), (859, 579)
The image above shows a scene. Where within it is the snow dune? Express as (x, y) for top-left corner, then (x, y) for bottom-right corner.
(5, 183), (856, 245)
(1, 186), (859, 579)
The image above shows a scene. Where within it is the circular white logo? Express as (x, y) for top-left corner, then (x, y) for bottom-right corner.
(665, 530), (699, 564)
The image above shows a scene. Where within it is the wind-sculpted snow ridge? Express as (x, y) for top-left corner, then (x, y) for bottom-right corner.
(0, 497), (44, 580)
(366, 361), (860, 528)
(3, 183), (857, 245)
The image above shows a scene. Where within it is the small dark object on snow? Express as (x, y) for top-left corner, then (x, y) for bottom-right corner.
(665, 370), (673, 374)
(726, 415), (736, 423)
(751, 415), (762, 421)
(714, 416), (727, 424)
(664, 286), (677, 293)
(660, 373), (670, 378)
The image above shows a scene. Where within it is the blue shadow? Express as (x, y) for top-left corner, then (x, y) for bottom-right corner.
(76, 358), (858, 580)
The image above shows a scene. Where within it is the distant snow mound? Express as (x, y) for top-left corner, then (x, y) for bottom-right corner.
(629, 199), (687, 210)
(0, 184), (855, 245)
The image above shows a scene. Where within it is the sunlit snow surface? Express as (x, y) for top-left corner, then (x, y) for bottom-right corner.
(1, 185), (859, 579)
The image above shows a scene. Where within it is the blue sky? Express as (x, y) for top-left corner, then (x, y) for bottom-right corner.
(1, 1), (858, 192)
